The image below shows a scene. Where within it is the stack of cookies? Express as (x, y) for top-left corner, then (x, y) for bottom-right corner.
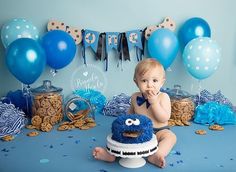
(57, 109), (96, 131)
(169, 98), (195, 126)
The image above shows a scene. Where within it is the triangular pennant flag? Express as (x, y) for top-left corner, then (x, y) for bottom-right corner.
(125, 30), (143, 50)
(82, 29), (100, 64)
(125, 30), (143, 61)
(106, 32), (119, 52)
(83, 29), (100, 52)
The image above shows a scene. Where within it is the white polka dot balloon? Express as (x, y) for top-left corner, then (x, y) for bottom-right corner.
(1, 18), (39, 48)
(182, 37), (221, 80)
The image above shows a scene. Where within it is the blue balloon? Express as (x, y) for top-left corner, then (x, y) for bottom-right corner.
(1, 18), (39, 48)
(41, 30), (76, 70)
(147, 29), (179, 69)
(183, 37), (221, 80)
(179, 17), (211, 47)
(6, 38), (46, 85)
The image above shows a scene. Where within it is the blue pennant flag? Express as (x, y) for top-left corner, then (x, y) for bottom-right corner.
(83, 29), (100, 52)
(125, 30), (143, 51)
(106, 32), (119, 52)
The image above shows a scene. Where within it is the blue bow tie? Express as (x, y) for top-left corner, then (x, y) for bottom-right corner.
(136, 94), (150, 109)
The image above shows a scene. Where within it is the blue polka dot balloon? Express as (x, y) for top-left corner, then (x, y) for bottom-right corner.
(182, 37), (221, 80)
(1, 18), (39, 48)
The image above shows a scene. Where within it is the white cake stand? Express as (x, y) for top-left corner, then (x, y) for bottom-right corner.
(106, 134), (158, 168)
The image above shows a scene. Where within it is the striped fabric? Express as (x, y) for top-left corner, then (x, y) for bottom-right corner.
(0, 102), (27, 138)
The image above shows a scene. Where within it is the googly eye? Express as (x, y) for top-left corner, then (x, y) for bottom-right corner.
(125, 119), (133, 126)
(133, 119), (140, 125)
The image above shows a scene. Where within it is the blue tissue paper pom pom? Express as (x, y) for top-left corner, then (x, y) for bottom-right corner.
(73, 89), (106, 114)
(194, 102), (236, 125)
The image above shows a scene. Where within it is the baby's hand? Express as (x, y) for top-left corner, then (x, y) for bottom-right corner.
(146, 90), (159, 104)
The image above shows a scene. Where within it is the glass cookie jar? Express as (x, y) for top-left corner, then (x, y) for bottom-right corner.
(30, 80), (63, 126)
(63, 95), (96, 130)
(64, 95), (95, 122)
(168, 85), (195, 124)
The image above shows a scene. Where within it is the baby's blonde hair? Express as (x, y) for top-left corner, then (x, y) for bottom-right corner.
(133, 58), (165, 81)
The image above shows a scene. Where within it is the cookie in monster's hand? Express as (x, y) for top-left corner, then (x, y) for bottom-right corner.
(111, 114), (153, 144)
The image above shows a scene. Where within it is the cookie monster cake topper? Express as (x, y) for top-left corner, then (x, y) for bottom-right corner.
(111, 114), (153, 144)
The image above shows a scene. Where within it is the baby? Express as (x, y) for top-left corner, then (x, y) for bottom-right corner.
(93, 58), (177, 168)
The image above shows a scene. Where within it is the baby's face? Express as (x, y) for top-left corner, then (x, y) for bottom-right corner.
(136, 68), (165, 95)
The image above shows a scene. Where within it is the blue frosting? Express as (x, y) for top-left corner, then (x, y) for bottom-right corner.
(194, 102), (236, 125)
(111, 114), (153, 144)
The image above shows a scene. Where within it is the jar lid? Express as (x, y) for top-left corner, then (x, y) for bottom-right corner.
(31, 80), (62, 94)
(167, 85), (192, 99)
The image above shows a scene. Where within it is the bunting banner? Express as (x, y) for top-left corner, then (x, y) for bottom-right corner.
(47, 17), (176, 71)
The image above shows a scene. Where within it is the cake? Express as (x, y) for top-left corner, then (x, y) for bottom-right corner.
(111, 114), (153, 144)
(107, 114), (158, 168)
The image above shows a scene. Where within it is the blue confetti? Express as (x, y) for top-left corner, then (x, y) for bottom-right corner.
(169, 163), (174, 167)
(1, 148), (9, 152)
(60, 143), (64, 146)
(63, 155), (68, 157)
(176, 151), (181, 155)
(39, 159), (50, 163)
(49, 145), (53, 149)
(68, 135), (73, 138)
(230, 158), (234, 160)
(99, 169), (108, 172)
(92, 137), (96, 141)
(75, 140), (80, 144)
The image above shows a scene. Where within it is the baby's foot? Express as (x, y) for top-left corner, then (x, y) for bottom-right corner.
(92, 147), (115, 162)
(148, 153), (166, 168)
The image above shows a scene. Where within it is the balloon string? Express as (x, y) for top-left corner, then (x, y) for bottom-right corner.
(166, 67), (172, 72)
(22, 84), (31, 117)
(50, 69), (57, 77)
(197, 80), (202, 107)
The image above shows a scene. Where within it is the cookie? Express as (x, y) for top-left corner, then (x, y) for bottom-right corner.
(74, 120), (85, 128)
(27, 131), (39, 137)
(57, 125), (69, 131)
(40, 122), (53, 132)
(79, 125), (91, 130)
(168, 119), (176, 126)
(195, 129), (206, 135)
(31, 115), (42, 126)
(1, 135), (14, 141)
(25, 124), (37, 130)
(209, 124), (224, 131)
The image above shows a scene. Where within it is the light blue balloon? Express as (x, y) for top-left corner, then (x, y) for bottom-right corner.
(147, 29), (179, 69)
(6, 38), (46, 85)
(1, 18), (39, 48)
(183, 37), (221, 80)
